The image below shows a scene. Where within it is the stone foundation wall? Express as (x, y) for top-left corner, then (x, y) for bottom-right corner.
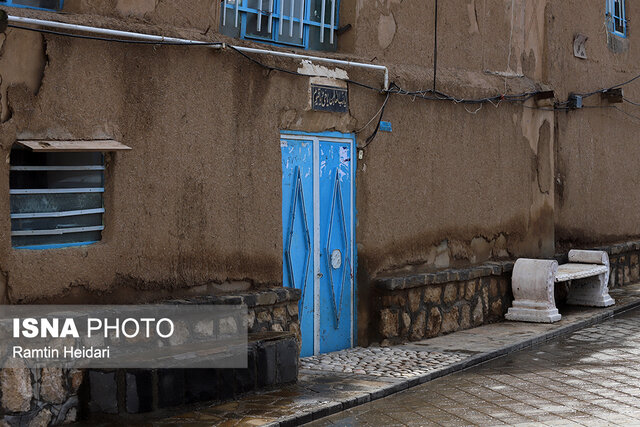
(0, 366), (81, 426)
(579, 241), (640, 289)
(374, 241), (640, 345)
(374, 262), (514, 344)
(0, 287), (301, 426)
(175, 287), (301, 340)
(84, 333), (299, 418)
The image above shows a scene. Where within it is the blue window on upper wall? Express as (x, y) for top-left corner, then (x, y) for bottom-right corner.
(220, 0), (340, 51)
(10, 147), (105, 250)
(0, 0), (63, 11)
(606, 0), (627, 37)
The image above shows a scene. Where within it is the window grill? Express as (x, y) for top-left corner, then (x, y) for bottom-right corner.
(10, 149), (105, 249)
(606, 0), (627, 37)
(220, 0), (339, 51)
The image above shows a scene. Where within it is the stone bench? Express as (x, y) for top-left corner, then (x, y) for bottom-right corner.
(505, 250), (615, 323)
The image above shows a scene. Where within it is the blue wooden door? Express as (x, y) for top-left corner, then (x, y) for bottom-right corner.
(281, 131), (355, 356)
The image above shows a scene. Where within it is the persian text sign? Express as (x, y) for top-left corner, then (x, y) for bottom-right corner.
(0, 305), (247, 369)
(311, 84), (349, 113)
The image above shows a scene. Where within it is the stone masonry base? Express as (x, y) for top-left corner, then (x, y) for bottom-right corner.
(0, 287), (301, 426)
(374, 262), (514, 344)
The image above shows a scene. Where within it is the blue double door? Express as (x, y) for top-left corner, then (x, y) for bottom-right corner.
(281, 131), (356, 357)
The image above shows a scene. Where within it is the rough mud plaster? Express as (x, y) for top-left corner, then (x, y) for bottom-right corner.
(515, 102), (554, 258)
(509, 0), (525, 76)
(536, 120), (551, 194)
(377, 13), (396, 50)
(0, 33), (317, 302)
(377, 232), (511, 276)
(546, 1), (640, 245)
(63, 0), (218, 33)
(279, 108), (356, 133)
(0, 29), (45, 122)
(3, 1), (622, 305)
(607, 32), (629, 53)
(522, 0), (547, 81)
(493, 233), (509, 258)
(116, 0), (157, 17)
(545, 1), (633, 101)
(375, 0), (546, 76)
(448, 240), (471, 262)
(354, 84), (538, 276)
(0, 269), (7, 304)
(470, 237), (492, 263)
(467, 0), (479, 34)
(555, 110), (640, 245)
(356, 253), (372, 346)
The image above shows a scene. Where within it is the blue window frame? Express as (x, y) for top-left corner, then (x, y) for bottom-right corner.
(606, 0), (627, 37)
(220, 0), (339, 51)
(0, 0), (63, 11)
(10, 147), (104, 250)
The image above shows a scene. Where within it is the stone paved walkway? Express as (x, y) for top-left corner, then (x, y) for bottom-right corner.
(300, 347), (465, 378)
(310, 307), (640, 426)
(135, 283), (640, 426)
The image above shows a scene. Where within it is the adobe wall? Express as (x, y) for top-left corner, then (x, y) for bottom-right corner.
(0, 1), (553, 309)
(546, 1), (640, 247)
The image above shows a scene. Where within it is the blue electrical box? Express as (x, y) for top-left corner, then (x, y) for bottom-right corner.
(568, 94), (583, 109)
(379, 121), (392, 132)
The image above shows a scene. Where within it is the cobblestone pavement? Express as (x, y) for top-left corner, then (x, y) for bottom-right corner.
(300, 348), (466, 378)
(309, 307), (640, 426)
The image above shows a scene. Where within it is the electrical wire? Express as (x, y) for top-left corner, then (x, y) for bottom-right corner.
(11, 19), (640, 139)
(355, 94), (388, 133)
(623, 97), (640, 106)
(613, 105), (640, 122)
(8, 23), (225, 46)
(360, 90), (391, 150)
(226, 44), (383, 92)
(8, 21), (543, 104)
(574, 72), (640, 99)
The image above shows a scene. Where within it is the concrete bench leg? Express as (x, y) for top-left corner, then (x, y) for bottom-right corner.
(505, 259), (561, 323)
(565, 250), (615, 307)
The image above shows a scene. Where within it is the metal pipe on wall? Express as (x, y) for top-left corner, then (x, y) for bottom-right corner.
(7, 14), (390, 91)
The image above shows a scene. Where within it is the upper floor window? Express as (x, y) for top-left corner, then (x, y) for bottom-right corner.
(220, 0), (339, 51)
(0, 0), (62, 11)
(606, 0), (627, 37)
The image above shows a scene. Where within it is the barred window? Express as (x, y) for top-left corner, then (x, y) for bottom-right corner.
(220, 0), (340, 51)
(606, 0), (627, 37)
(10, 148), (105, 249)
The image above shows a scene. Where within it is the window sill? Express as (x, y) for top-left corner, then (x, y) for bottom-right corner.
(13, 240), (100, 250)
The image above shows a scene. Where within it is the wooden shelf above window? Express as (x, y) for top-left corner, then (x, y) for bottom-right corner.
(16, 140), (131, 152)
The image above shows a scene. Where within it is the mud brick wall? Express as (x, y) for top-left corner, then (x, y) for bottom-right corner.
(374, 262), (514, 344)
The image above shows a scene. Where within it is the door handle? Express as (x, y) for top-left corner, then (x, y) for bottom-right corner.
(317, 273), (323, 278)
